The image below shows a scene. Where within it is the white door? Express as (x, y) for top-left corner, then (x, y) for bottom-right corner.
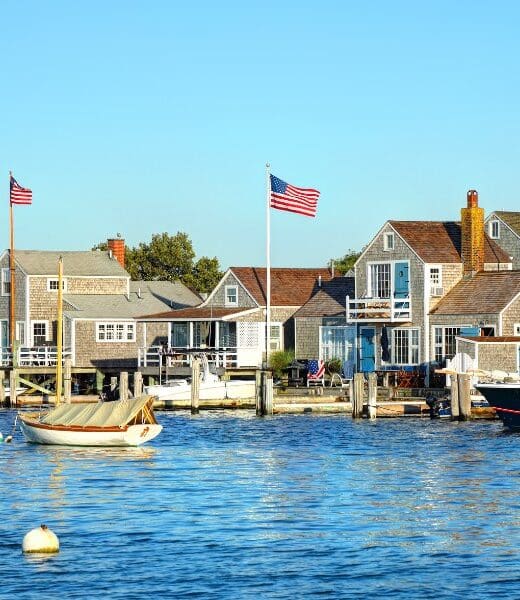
(237, 322), (263, 367)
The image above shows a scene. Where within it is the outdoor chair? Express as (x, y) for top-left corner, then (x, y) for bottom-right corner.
(307, 359), (326, 387)
(330, 360), (355, 388)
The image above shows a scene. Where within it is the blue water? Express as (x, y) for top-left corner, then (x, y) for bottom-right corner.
(1, 410), (520, 599)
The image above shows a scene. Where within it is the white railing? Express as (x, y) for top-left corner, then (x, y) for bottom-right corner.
(346, 296), (411, 322)
(18, 346), (73, 367)
(138, 346), (239, 369)
(0, 347), (12, 367)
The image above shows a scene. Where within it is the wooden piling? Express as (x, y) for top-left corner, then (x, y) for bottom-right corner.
(0, 370), (4, 406)
(352, 373), (364, 419)
(134, 371), (143, 397)
(450, 374), (460, 420)
(120, 371), (128, 401)
(95, 370), (104, 395)
(264, 373), (273, 415)
(9, 369), (17, 408)
(457, 373), (472, 421)
(255, 369), (262, 416)
(367, 372), (377, 420)
(63, 359), (72, 403)
(191, 357), (200, 414)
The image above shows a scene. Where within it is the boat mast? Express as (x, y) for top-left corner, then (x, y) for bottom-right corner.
(56, 257), (63, 406)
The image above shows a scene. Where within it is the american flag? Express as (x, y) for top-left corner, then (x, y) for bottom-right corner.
(307, 359), (325, 381)
(270, 174), (320, 217)
(10, 175), (32, 205)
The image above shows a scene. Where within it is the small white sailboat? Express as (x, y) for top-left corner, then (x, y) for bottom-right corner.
(18, 258), (162, 447)
(145, 354), (255, 402)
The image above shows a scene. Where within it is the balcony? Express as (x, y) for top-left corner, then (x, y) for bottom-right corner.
(138, 346), (239, 369)
(346, 295), (411, 323)
(18, 346), (73, 367)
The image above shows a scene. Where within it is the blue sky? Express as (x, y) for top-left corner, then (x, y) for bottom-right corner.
(2, 0), (520, 269)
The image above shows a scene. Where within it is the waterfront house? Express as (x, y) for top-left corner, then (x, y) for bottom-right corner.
(293, 276), (355, 362)
(0, 239), (200, 375)
(347, 190), (512, 383)
(137, 266), (333, 371)
(484, 211), (520, 268)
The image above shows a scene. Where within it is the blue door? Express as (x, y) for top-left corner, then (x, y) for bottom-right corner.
(360, 328), (375, 372)
(394, 262), (409, 298)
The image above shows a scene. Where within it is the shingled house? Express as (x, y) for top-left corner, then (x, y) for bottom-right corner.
(347, 190), (513, 382)
(138, 266), (333, 370)
(0, 239), (200, 375)
(484, 211), (520, 268)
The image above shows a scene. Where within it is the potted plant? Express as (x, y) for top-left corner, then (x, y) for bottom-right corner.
(269, 350), (295, 386)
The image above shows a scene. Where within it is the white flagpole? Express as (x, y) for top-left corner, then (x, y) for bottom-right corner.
(265, 162), (271, 368)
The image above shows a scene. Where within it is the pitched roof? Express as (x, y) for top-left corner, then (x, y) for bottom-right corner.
(389, 221), (511, 264)
(229, 267), (333, 306)
(430, 271), (520, 315)
(14, 250), (128, 277)
(137, 307), (252, 320)
(130, 280), (201, 308)
(492, 211), (520, 237)
(293, 277), (355, 318)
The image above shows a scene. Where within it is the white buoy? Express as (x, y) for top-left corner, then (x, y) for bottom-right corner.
(22, 525), (60, 554)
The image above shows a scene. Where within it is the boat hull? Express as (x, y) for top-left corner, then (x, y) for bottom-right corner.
(475, 383), (520, 430)
(145, 380), (256, 402)
(19, 416), (162, 447)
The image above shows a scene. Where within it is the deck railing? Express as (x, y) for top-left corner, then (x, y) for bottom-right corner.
(138, 346), (239, 369)
(346, 296), (411, 322)
(0, 347), (12, 367)
(18, 346), (73, 367)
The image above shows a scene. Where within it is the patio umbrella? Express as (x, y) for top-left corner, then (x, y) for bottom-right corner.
(381, 326), (390, 362)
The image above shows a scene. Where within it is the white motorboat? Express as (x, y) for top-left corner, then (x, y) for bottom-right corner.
(145, 355), (255, 402)
(19, 395), (162, 447)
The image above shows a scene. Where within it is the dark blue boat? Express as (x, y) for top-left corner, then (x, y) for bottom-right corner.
(474, 383), (520, 430)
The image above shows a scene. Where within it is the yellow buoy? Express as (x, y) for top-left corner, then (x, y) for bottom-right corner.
(22, 524), (60, 554)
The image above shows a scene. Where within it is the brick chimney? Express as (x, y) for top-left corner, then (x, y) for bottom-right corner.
(107, 236), (125, 269)
(461, 190), (484, 276)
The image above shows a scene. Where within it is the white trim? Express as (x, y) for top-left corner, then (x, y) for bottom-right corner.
(70, 317), (76, 364)
(485, 213), (520, 240)
(1, 267), (10, 296)
(96, 321), (136, 342)
(383, 231), (395, 251)
(31, 320), (50, 345)
(28, 274), (129, 280)
(391, 327), (420, 365)
(137, 307), (260, 322)
(354, 222), (424, 269)
(47, 277), (68, 292)
(488, 218), (500, 239)
(224, 284), (239, 307)
(199, 268), (260, 308)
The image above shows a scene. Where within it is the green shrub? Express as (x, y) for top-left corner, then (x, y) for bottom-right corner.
(326, 358), (342, 374)
(269, 350), (295, 378)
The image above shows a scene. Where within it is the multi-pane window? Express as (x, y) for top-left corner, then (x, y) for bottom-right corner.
(32, 321), (48, 345)
(488, 220), (500, 239)
(269, 324), (282, 351)
(429, 266), (443, 296)
(1, 268), (10, 296)
(225, 285), (238, 306)
(219, 322), (237, 347)
(384, 232), (394, 251)
(369, 263), (391, 298)
(96, 322), (135, 342)
(47, 278), (67, 292)
(320, 326), (356, 363)
(171, 322), (188, 347)
(392, 328), (419, 365)
(433, 326), (462, 364)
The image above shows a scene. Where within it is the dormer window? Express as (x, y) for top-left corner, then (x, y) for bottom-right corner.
(383, 232), (394, 251)
(225, 285), (238, 306)
(489, 219), (500, 239)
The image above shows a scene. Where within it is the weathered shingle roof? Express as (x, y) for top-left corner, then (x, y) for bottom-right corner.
(389, 221), (511, 264)
(130, 280), (201, 308)
(293, 277), (355, 318)
(138, 307), (252, 320)
(230, 267), (333, 306)
(493, 211), (520, 237)
(430, 271), (520, 315)
(15, 250), (128, 277)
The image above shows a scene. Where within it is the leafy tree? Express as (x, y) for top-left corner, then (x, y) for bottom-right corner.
(92, 232), (223, 293)
(333, 249), (361, 275)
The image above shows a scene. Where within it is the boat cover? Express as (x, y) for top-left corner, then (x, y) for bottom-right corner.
(40, 396), (154, 427)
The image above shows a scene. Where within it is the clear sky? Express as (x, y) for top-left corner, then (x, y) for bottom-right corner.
(2, 0), (520, 269)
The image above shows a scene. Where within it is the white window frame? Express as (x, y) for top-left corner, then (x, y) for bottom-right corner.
(1, 268), (10, 296)
(319, 325), (356, 363)
(32, 320), (49, 346)
(368, 262), (392, 298)
(47, 277), (67, 292)
(391, 328), (420, 365)
(488, 219), (500, 239)
(514, 323), (520, 336)
(383, 232), (395, 251)
(265, 322), (283, 351)
(433, 326), (471, 364)
(0, 319), (8, 347)
(429, 265), (443, 296)
(16, 321), (26, 345)
(96, 321), (135, 343)
(224, 285), (238, 306)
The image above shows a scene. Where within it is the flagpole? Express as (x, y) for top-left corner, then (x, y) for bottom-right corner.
(9, 171), (15, 350)
(265, 162), (271, 369)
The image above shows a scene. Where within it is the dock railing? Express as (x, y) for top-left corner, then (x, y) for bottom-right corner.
(138, 346), (239, 369)
(346, 295), (411, 322)
(18, 346), (73, 367)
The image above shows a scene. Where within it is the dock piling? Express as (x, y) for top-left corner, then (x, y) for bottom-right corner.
(352, 373), (364, 419)
(450, 374), (460, 420)
(119, 372), (128, 401)
(367, 372), (377, 420)
(63, 359), (72, 403)
(9, 369), (17, 408)
(134, 371), (143, 397)
(457, 373), (472, 421)
(0, 370), (4, 406)
(191, 357), (200, 414)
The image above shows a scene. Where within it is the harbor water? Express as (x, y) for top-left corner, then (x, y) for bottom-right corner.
(1, 410), (519, 599)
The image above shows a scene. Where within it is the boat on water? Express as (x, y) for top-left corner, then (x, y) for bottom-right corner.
(474, 381), (520, 430)
(18, 395), (162, 446)
(17, 258), (162, 447)
(145, 354), (255, 402)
